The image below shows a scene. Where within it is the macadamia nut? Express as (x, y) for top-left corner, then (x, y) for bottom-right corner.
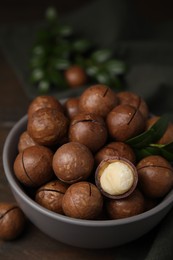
(13, 145), (54, 187)
(137, 155), (173, 198)
(0, 203), (26, 240)
(79, 84), (118, 117)
(62, 181), (103, 219)
(100, 161), (135, 196)
(106, 104), (145, 141)
(53, 142), (94, 183)
(95, 157), (138, 199)
(69, 113), (108, 153)
(106, 189), (145, 219)
(35, 180), (68, 214)
(27, 107), (69, 146)
(28, 95), (63, 117)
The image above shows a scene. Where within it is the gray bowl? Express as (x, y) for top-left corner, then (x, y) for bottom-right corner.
(3, 115), (173, 249)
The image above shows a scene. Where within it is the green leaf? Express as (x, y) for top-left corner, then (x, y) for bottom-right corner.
(109, 76), (123, 90)
(45, 7), (58, 22)
(95, 70), (111, 85)
(86, 65), (99, 76)
(53, 58), (70, 70)
(91, 49), (112, 63)
(126, 115), (170, 148)
(38, 80), (50, 94)
(72, 39), (91, 53)
(105, 59), (126, 75)
(160, 148), (173, 161)
(159, 141), (173, 161)
(29, 56), (46, 69)
(162, 141), (173, 151)
(32, 45), (45, 56)
(30, 68), (44, 83)
(48, 70), (68, 89)
(135, 142), (173, 162)
(53, 42), (71, 58)
(74, 55), (86, 68)
(58, 25), (73, 37)
(37, 30), (52, 43)
(134, 146), (161, 161)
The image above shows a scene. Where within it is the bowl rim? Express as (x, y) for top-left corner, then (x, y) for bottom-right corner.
(3, 114), (173, 227)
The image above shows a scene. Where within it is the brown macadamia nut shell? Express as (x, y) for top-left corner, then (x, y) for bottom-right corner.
(117, 91), (149, 119)
(137, 155), (173, 198)
(28, 95), (64, 117)
(27, 107), (69, 146)
(106, 189), (145, 219)
(53, 142), (94, 183)
(79, 84), (118, 117)
(13, 145), (54, 187)
(64, 65), (87, 88)
(95, 142), (136, 166)
(69, 113), (108, 153)
(64, 97), (80, 119)
(0, 203), (26, 240)
(62, 181), (103, 219)
(18, 131), (37, 152)
(106, 104), (145, 141)
(35, 180), (68, 214)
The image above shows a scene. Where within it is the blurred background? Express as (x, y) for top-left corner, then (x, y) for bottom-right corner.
(0, 0), (91, 23)
(1, 0), (173, 35)
(1, 0), (173, 115)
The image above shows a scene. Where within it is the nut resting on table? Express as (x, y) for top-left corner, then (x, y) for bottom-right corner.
(10, 84), (173, 224)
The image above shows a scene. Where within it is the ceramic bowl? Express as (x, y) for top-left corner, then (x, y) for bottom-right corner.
(3, 115), (173, 249)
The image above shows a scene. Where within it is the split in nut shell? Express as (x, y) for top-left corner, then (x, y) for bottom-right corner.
(12, 84), (173, 221)
(0, 202), (26, 241)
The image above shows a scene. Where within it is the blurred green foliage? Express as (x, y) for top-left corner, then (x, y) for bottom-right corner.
(29, 7), (126, 94)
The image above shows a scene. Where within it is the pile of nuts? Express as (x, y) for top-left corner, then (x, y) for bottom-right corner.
(12, 84), (173, 221)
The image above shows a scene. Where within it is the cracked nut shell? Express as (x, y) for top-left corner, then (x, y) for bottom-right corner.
(137, 155), (173, 198)
(13, 145), (54, 187)
(117, 91), (149, 119)
(62, 181), (103, 219)
(106, 104), (145, 141)
(69, 113), (108, 153)
(0, 202), (26, 240)
(52, 142), (94, 183)
(79, 84), (118, 117)
(35, 180), (68, 214)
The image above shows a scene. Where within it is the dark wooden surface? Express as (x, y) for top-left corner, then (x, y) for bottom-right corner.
(0, 1), (167, 259)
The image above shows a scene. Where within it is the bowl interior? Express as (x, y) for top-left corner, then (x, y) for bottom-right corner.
(3, 114), (173, 227)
